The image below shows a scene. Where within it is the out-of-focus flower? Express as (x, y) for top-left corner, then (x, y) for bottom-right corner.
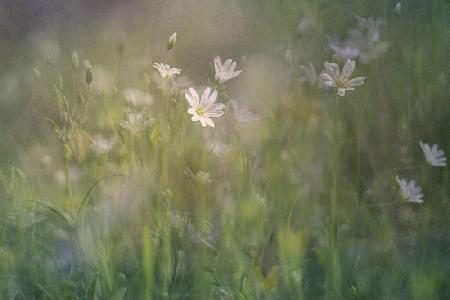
(329, 44), (360, 61)
(123, 88), (154, 106)
(91, 66), (115, 95)
(419, 141), (447, 167)
(39, 155), (53, 168)
(90, 135), (114, 156)
(153, 63), (181, 79)
(231, 100), (259, 123)
(185, 87), (225, 127)
(299, 62), (322, 86)
(207, 139), (231, 157)
(329, 16), (388, 64)
(167, 32), (177, 50)
(320, 59), (366, 96)
(297, 17), (312, 33)
(214, 56), (242, 84)
(396, 176), (424, 203)
(119, 112), (152, 137)
(54, 167), (80, 185)
(394, 2), (401, 13)
(194, 171), (212, 184)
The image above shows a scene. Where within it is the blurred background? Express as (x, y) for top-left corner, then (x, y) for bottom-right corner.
(0, 0), (449, 299)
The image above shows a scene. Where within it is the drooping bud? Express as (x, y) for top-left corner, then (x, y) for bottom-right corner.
(86, 68), (93, 85)
(167, 32), (177, 51)
(71, 51), (79, 69)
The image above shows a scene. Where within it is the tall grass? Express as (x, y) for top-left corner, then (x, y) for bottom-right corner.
(0, 0), (449, 299)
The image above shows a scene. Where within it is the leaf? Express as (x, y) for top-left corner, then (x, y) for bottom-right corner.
(110, 287), (127, 300)
(77, 174), (123, 217)
(34, 200), (75, 230)
(85, 274), (99, 300)
(71, 128), (92, 163)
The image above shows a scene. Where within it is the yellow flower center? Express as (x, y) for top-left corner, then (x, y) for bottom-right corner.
(196, 107), (205, 116)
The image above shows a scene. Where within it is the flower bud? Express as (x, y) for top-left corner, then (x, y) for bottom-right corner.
(71, 51), (79, 69)
(167, 32), (177, 51)
(85, 68), (93, 85)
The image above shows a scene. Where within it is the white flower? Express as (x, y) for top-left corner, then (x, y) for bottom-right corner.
(153, 63), (181, 79)
(185, 87), (225, 127)
(329, 44), (360, 61)
(320, 59), (366, 96)
(214, 56), (242, 84)
(394, 2), (401, 13)
(396, 176), (424, 203)
(419, 141), (447, 167)
(231, 100), (259, 123)
(297, 17), (312, 33)
(299, 62), (323, 86)
(123, 88), (154, 106)
(119, 112), (152, 136)
(90, 135), (114, 155)
(167, 32), (177, 50)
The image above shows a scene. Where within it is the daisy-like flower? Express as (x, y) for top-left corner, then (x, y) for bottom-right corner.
(185, 87), (225, 127)
(419, 141), (447, 167)
(214, 56), (242, 84)
(123, 88), (154, 106)
(320, 59), (366, 96)
(119, 112), (152, 137)
(90, 135), (114, 156)
(153, 63), (181, 79)
(396, 176), (424, 203)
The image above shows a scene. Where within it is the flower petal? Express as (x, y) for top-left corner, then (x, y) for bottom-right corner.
(348, 77), (365, 87)
(342, 59), (356, 80)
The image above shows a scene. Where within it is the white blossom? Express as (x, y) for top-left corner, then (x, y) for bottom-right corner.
(214, 56), (242, 84)
(320, 59), (366, 96)
(396, 176), (424, 203)
(153, 63), (181, 79)
(419, 141), (447, 167)
(185, 87), (225, 127)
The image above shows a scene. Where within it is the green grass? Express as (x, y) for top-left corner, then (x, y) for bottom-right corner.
(0, 0), (449, 299)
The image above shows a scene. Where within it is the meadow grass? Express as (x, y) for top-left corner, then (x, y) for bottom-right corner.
(0, 0), (449, 299)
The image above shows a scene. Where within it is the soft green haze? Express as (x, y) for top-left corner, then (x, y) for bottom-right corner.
(0, 0), (449, 299)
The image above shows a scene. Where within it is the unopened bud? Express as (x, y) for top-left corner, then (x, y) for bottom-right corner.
(86, 68), (93, 85)
(167, 32), (177, 51)
(71, 51), (79, 69)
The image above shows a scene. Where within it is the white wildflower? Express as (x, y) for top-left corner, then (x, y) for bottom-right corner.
(90, 135), (114, 156)
(185, 87), (225, 127)
(419, 141), (447, 167)
(119, 112), (152, 136)
(214, 56), (242, 84)
(297, 17), (312, 33)
(231, 100), (259, 123)
(299, 62), (323, 86)
(153, 63), (181, 79)
(123, 88), (154, 106)
(320, 59), (366, 96)
(54, 167), (80, 185)
(396, 176), (424, 203)
(329, 44), (360, 61)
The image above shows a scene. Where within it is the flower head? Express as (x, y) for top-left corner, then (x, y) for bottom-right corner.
(185, 87), (225, 127)
(396, 176), (424, 203)
(153, 63), (181, 79)
(419, 141), (447, 167)
(90, 135), (114, 155)
(320, 59), (365, 96)
(119, 112), (152, 136)
(214, 56), (242, 84)
(123, 88), (154, 106)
